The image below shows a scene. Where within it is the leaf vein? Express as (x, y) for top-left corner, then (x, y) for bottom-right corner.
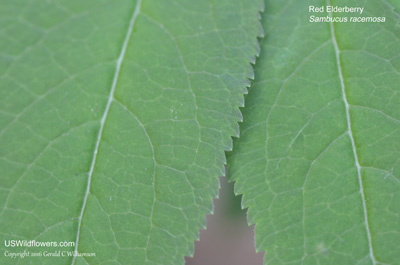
(71, 1), (143, 263)
(328, 2), (377, 264)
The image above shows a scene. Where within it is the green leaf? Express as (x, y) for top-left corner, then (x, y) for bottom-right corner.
(227, 0), (400, 264)
(0, 0), (262, 264)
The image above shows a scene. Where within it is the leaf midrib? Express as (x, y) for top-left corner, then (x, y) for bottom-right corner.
(328, 2), (377, 264)
(71, 0), (144, 263)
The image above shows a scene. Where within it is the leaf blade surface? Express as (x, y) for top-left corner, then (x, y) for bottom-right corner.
(227, 0), (400, 264)
(0, 0), (263, 264)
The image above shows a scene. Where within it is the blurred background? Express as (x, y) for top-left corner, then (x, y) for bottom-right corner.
(185, 177), (264, 265)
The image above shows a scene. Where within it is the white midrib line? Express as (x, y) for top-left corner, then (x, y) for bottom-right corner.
(327, 3), (377, 265)
(71, 1), (143, 264)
